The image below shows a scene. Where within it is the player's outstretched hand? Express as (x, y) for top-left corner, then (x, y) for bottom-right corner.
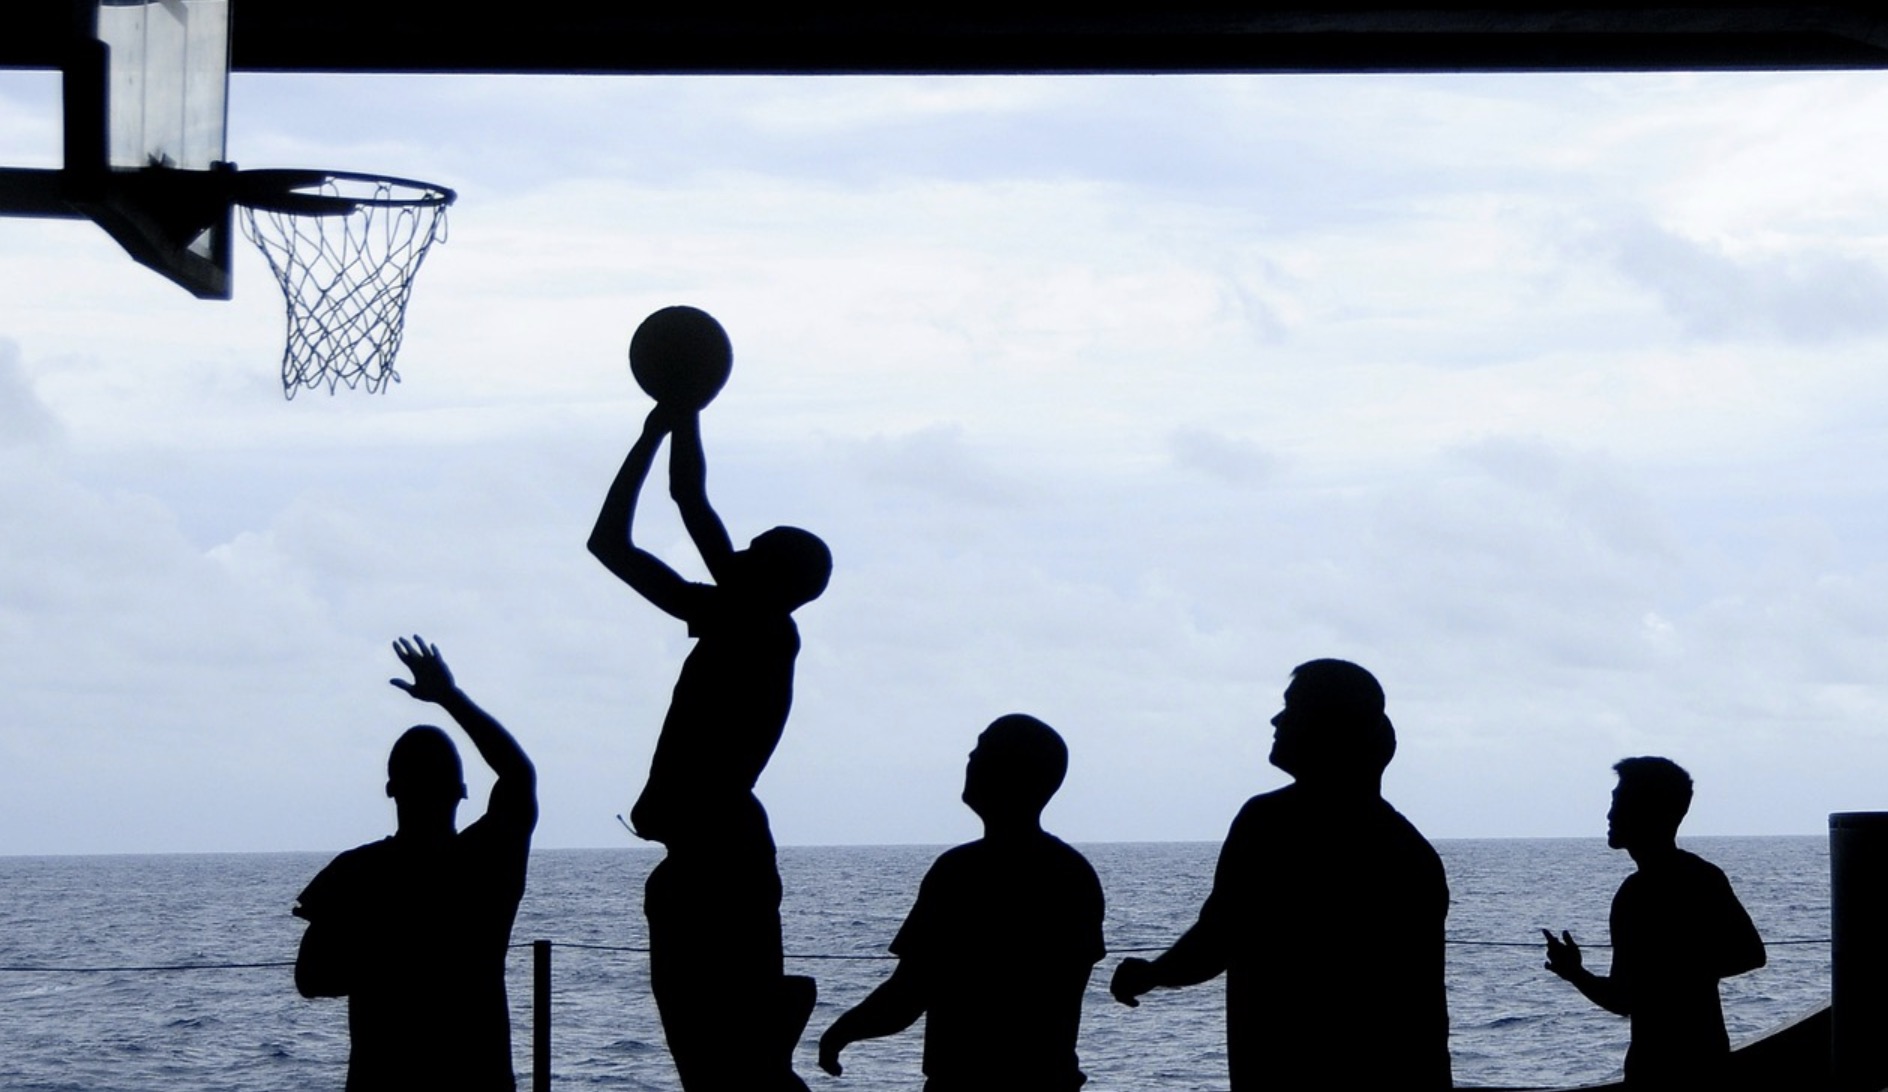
(1111, 957), (1157, 1007)
(816, 1029), (846, 1077)
(1542, 928), (1583, 979)
(390, 635), (455, 704)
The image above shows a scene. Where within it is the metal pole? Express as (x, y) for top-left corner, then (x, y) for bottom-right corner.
(533, 939), (551, 1092)
(1831, 813), (1888, 1091)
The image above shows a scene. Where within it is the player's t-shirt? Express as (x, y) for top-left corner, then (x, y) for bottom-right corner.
(630, 584), (799, 849)
(1197, 784), (1452, 1092)
(889, 833), (1106, 1092)
(1610, 848), (1764, 1086)
(294, 814), (531, 1092)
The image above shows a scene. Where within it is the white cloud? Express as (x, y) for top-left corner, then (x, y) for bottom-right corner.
(0, 340), (62, 447)
(1600, 214), (1888, 343)
(1167, 426), (1279, 487)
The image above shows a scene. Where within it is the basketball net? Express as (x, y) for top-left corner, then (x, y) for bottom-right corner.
(239, 173), (453, 398)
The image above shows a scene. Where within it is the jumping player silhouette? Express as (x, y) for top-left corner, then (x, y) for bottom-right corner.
(589, 395), (831, 1091)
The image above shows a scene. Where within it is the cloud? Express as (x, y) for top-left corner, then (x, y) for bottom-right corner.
(1599, 214), (1888, 343)
(1167, 426), (1279, 487)
(1447, 435), (1678, 563)
(839, 424), (1033, 506)
(0, 340), (62, 448)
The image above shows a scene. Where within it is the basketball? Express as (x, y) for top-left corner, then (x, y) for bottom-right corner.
(629, 306), (733, 410)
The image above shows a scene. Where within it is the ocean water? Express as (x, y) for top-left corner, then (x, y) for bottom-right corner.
(0, 837), (1832, 1091)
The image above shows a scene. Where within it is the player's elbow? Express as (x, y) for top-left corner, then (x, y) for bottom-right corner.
(587, 533), (638, 576)
(504, 763), (540, 806)
(294, 927), (352, 998)
(294, 961), (346, 999)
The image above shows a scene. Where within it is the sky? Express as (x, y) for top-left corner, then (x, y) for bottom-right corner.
(3, 68), (1888, 855)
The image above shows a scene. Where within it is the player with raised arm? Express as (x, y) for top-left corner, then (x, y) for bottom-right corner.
(293, 636), (537, 1092)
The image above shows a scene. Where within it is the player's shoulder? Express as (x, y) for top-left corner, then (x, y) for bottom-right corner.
(298, 836), (395, 906)
(691, 588), (800, 642)
(1673, 846), (1726, 870)
(1231, 784), (1299, 825)
(327, 836), (396, 871)
(1041, 829), (1099, 865)
(1022, 832), (1102, 891)
(929, 839), (981, 871)
(1378, 798), (1444, 853)
(931, 834), (1096, 884)
(1672, 847), (1736, 887)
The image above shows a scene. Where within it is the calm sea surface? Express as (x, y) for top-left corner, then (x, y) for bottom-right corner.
(0, 837), (1831, 1091)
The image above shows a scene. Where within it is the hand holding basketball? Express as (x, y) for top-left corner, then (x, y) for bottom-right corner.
(629, 306), (733, 411)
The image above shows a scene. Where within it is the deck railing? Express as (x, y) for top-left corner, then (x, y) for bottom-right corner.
(0, 931), (1835, 1092)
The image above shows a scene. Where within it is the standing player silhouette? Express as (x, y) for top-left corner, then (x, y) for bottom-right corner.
(588, 307), (832, 1091)
(293, 636), (537, 1092)
(1542, 756), (1765, 1089)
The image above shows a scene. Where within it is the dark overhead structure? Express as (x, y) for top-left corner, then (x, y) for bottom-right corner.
(6, 3), (1888, 74)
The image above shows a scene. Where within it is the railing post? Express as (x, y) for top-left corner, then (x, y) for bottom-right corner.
(1831, 813), (1888, 1091)
(533, 939), (551, 1092)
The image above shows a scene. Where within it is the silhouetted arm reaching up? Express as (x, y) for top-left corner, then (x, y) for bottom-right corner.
(588, 406), (696, 619)
(818, 962), (927, 1077)
(668, 412), (737, 583)
(391, 635), (537, 830)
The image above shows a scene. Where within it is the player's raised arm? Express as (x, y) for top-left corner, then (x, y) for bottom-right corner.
(668, 412), (737, 582)
(390, 635), (537, 829)
(588, 405), (695, 619)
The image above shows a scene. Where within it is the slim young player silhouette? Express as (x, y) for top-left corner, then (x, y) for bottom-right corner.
(1542, 757), (1765, 1089)
(589, 307), (831, 1091)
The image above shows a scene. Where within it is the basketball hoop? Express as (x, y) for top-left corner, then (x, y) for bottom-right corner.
(235, 169), (454, 399)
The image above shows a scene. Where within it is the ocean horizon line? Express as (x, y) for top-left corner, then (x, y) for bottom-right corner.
(0, 830), (1831, 861)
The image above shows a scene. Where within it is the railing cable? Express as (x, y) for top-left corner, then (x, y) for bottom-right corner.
(0, 936), (1829, 975)
(0, 959), (296, 973)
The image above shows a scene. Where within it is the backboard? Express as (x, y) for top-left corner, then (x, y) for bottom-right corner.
(67, 0), (234, 299)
